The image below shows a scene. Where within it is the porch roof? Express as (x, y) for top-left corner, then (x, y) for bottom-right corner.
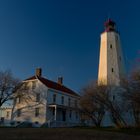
(48, 104), (79, 110)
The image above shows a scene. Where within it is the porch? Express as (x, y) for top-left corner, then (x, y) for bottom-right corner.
(47, 104), (80, 127)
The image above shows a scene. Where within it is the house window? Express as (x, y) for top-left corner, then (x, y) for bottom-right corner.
(68, 98), (71, 107)
(32, 81), (36, 89)
(35, 108), (40, 117)
(35, 121), (39, 124)
(24, 82), (28, 90)
(52, 108), (55, 116)
(75, 100), (78, 108)
(69, 110), (72, 118)
(36, 94), (40, 102)
(113, 95), (115, 101)
(17, 109), (21, 117)
(61, 96), (64, 105)
(110, 44), (112, 49)
(76, 112), (78, 119)
(1, 117), (4, 122)
(6, 111), (10, 118)
(17, 121), (21, 124)
(53, 94), (56, 103)
(112, 68), (114, 72)
(17, 96), (21, 104)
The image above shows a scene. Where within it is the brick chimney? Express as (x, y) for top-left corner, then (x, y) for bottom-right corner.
(58, 77), (63, 85)
(35, 68), (42, 77)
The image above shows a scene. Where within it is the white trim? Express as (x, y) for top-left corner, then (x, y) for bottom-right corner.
(48, 88), (80, 99)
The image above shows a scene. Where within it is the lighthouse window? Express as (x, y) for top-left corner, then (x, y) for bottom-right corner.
(110, 44), (112, 49)
(116, 35), (119, 40)
(112, 68), (114, 72)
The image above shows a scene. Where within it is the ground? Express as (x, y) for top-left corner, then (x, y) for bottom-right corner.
(0, 128), (140, 140)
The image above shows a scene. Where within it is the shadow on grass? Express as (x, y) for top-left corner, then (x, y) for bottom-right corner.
(73, 126), (140, 136)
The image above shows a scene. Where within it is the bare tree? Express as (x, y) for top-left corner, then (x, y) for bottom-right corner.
(122, 70), (140, 127)
(80, 81), (127, 128)
(80, 82), (105, 127)
(11, 81), (46, 122)
(0, 70), (19, 107)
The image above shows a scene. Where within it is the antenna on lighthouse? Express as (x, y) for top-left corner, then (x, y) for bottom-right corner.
(107, 13), (111, 20)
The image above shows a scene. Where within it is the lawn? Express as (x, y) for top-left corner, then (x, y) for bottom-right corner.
(0, 128), (140, 140)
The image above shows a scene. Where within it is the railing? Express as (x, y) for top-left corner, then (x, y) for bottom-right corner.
(47, 116), (55, 128)
(47, 120), (80, 128)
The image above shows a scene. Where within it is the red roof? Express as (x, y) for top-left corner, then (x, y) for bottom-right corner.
(104, 19), (115, 26)
(24, 76), (80, 97)
(104, 19), (116, 32)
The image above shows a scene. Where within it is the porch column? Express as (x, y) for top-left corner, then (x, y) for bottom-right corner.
(54, 105), (57, 121)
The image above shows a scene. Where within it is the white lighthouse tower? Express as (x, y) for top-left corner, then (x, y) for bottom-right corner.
(98, 19), (125, 86)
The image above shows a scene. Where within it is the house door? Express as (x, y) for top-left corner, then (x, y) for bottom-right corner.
(62, 110), (66, 121)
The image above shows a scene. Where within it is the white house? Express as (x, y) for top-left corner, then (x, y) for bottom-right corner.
(12, 68), (81, 127)
(0, 106), (12, 126)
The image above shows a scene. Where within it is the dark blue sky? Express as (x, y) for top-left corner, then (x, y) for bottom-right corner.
(0, 0), (140, 92)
